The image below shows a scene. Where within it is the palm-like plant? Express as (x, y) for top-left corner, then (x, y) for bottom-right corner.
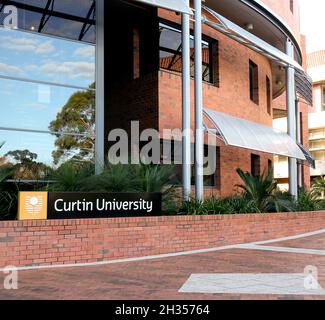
(48, 161), (94, 192)
(236, 168), (295, 213)
(311, 176), (325, 199)
(81, 163), (137, 192)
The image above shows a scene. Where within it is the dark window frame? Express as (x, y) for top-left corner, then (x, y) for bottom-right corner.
(266, 76), (271, 115)
(290, 0), (294, 13)
(158, 20), (219, 86)
(251, 154), (261, 178)
(249, 60), (259, 105)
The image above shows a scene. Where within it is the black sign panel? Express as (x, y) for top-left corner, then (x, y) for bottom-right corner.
(48, 192), (162, 219)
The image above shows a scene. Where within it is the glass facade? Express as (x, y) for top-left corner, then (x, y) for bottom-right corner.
(0, 1), (96, 180)
(159, 22), (216, 84)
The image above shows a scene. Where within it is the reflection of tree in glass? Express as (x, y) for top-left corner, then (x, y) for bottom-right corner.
(49, 83), (95, 165)
(5, 149), (49, 180)
(0, 141), (7, 168)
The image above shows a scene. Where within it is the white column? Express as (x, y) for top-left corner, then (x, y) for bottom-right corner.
(296, 99), (303, 188)
(194, 0), (204, 201)
(286, 39), (298, 198)
(95, 0), (105, 174)
(182, 1), (191, 201)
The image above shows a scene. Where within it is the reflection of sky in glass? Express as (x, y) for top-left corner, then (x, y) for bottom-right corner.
(0, 25), (95, 167)
(0, 131), (56, 165)
(0, 79), (82, 132)
(0, 27), (95, 88)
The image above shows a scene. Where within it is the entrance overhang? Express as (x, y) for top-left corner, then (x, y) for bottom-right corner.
(202, 6), (313, 105)
(204, 108), (315, 168)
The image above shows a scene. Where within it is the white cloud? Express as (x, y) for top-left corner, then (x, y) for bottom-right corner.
(74, 46), (95, 58)
(0, 62), (22, 75)
(0, 36), (55, 54)
(40, 61), (95, 79)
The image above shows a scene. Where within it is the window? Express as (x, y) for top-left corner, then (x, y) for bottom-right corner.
(133, 27), (140, 79)
(0, 7), (96, 180)
(249, 60), (259, 104)
(160, 140), (220, 188)
(266, 76), (271, 115)
(290, 0), (294, 13)
(322, 86), (325, 111)
(251, 154), (261, 178)
(159, 22), (218, 85)
(268, 159), (273, 173)
(191, 145), (219, 187)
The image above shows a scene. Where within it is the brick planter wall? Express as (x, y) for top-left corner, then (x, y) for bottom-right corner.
(1, 211), (325, 268)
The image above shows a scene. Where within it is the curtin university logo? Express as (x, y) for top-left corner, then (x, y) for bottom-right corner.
(18, 192), (48, 220)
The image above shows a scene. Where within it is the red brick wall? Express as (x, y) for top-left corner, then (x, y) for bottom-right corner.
(158, 10), (274, 196)
(1, 212), (325, 268)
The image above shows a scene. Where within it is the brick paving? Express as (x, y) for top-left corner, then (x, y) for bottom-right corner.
(0, 232), (325, 300)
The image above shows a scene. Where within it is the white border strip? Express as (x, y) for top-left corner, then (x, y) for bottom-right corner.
(252, 228), (325, 245)
(0, 244), (241, 272)
(237, 244), (325, 256)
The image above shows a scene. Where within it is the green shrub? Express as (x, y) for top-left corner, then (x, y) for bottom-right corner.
(311, 176), (325, 199)
(178, 196), (258, 215)
(236, 169), (296, 213)
(47, 161), (94, 192)
(0, 143), (17, 219)
(296, 189), (321, 212)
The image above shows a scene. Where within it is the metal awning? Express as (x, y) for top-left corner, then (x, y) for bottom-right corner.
(204, 108), (310, 161)
(202, 5), (303, 71)
(297, 143), (316, 169)
(132, 0), (193, 15)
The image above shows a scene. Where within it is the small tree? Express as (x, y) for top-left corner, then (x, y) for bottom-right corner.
(5, 149), (49, 180)
(49, 84), (95, 165)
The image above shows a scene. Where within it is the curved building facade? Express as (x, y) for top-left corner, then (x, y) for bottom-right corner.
(0, 0), (312, 198)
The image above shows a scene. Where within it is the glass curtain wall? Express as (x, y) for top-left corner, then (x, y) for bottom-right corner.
(0, 0), (96, 180)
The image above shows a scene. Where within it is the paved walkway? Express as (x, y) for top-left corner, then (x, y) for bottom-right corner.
(1, 229), (325, 300)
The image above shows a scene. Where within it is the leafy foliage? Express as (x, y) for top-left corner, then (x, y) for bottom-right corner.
(178, 169), (297, 215)
(49, 84), (95, 165)
(0, 142), (17, 219)
(47, 161), (95, 192)
(311, 176), (325, 199)
(236, 168), (296, 213)
(5, 149), (50, 180)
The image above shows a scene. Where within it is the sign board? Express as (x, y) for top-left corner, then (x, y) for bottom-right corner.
(18, 192), (48, 220)
(18, 192), (162, 220)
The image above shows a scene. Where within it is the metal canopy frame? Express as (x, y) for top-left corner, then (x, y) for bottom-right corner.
(202, 5), (303, 72)
(204, 108), (308, 161)
(0, 0), (96, 41)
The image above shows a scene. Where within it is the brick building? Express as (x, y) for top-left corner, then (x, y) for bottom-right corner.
(0, 0), (313, 199)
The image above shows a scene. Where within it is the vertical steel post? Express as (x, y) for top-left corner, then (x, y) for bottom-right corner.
(95, 0), (105, 174)
(182, 1), (192, 201)
(296, 99), (303, 188)
(194, 0), (204, 201)
(286, 39), (298, 199)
